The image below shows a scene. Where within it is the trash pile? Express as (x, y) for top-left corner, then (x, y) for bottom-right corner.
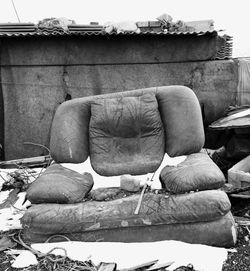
(0, 85), (241, 270)
(209, 105), (250, 199)
(0, 13), (215, 35)
(37, 17), (76, 30)
(139, 13), (214, 33)
(104, 13), (214, 34)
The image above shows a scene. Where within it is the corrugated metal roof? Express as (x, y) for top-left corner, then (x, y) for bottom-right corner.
(0, 28), (220, 38)
(0, 24), (231, 59)
(214, 35), (233, 60)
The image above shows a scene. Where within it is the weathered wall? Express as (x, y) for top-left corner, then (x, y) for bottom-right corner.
(0, 35), (238, 159)
(0, 34), (221, 65)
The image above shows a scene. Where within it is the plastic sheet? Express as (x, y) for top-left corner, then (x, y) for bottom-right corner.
(237, 58), (250, 105)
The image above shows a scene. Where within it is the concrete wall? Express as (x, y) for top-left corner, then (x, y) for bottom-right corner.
(0, 34), (221, 65)
(0, 35), (238, 159)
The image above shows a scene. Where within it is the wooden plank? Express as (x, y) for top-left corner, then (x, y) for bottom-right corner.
(0, 188), (20, 209)
(230, 194), (250, 199)
(119, 260), (158, 271)
(185, 20), (214, 32)
(0, 155), (52, 168)
(227, 185), (250, 195)
(98, 262), (117, 271)
(234, 216), (250, 226)
(146, 261), (174, 270)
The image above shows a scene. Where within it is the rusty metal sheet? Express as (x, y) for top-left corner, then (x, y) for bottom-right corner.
(209, 108), (250, 129)
(0, 29), (221, 37)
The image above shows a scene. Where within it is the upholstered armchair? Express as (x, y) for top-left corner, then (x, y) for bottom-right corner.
(22, 86), (236, 247)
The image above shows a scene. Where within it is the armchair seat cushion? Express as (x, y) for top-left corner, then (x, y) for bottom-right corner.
(160, 152), (225, 194)
(26, 164), (94, 204)
(89, 93), (165, 176)
(21, 190), (236, 247)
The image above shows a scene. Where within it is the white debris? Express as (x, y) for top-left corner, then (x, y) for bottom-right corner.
(0, 190), (11, 204)
(11, 250), (38, 268)
(0, 192), (31, 232)
(104, 21), (140, 34)
(61, 154), (186, 190)
(32, 240), (227, 271)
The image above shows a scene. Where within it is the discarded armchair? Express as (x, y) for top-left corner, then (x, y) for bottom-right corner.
(22, 86), (237, 247)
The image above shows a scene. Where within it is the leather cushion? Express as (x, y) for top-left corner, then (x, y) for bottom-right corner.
(89, 93), (165, 176)
(160, 152), (225, 193)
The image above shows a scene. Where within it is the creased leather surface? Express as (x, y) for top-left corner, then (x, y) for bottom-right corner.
(22, 212), (236, 248)
(89, 93), (165, 176)
(50, 86), (205, 164)
(26, 163), (93, 203)
(160, 152), (225, 193)
(156, 86), (204, 156)
(22, 190), (231, 235)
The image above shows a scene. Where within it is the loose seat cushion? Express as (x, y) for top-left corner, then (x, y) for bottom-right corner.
(26, 163), (94, 204)
(89, 94), (165, 176)
(160, 152), (226, 193)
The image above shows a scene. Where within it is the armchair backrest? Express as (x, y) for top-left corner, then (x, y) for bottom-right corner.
(50, 86), (204, 175)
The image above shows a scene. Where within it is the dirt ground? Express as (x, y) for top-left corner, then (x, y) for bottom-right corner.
(222, 198), (250, 270)
(223, 226), (250, 271)
(222, 225), (250, 271)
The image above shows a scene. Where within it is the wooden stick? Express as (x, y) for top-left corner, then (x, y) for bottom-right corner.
(134, 173), (155, 215)
(234, 216), (250, 226)
(146, 261), (174, 271)
(227, 185), (250, 195)
(134, 182), (147, 215)
(0, 155), (52, 169)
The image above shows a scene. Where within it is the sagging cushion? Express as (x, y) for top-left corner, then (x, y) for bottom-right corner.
(21, 190), (231, 236)
(22, 212), (236, 247)
(89, 94), (165, 176)
(160, 152), (225, 193)
(26, 164), (94, 204)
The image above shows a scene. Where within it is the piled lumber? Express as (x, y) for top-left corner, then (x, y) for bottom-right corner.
(0, 155), (52, 169)
(68, 24), (103, 32)
(0, 23), (37, 32)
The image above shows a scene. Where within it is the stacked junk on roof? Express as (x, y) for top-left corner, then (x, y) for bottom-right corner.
(0, 13), (249, 270)
(0, 15), (232, 60)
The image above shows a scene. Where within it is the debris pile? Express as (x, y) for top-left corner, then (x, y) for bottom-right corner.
(137, 13), (214, 33)
(37, 17), (76, 30)
(0, 23), (37, 33)
(209, 105), (250, 198)
(0, 13), (215, 34)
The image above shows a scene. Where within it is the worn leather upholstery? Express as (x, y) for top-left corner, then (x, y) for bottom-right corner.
(21, 85), (237, 247)
(50, 86), (205, 167)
